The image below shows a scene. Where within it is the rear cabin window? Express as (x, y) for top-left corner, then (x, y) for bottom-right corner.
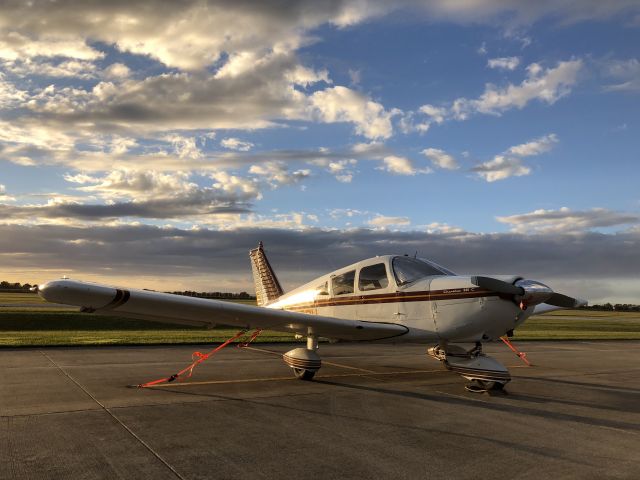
(358, 263), (389, 291)
(332, 270), (355, 296)
(315, 281), (329, 295)
(392, 256), (446, 286)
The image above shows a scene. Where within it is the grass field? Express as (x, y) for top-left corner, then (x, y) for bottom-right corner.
(0, 292), (46, 303)
(0, 292), (282, 346)
(513, 310), (640, 340)
(0, 293), (638, 346)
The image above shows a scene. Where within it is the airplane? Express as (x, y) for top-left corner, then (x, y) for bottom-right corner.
(38, 242), (586, 392)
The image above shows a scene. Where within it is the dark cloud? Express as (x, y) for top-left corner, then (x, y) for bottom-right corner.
(1, 224), (638, 294)
(0, 198), (252, 220)
(497, 208), (640, 233)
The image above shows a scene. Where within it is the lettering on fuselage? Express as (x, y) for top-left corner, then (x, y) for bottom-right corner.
(441, 288), (475, 294)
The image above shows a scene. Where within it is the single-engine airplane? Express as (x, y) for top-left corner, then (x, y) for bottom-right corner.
(38, 242), (586, 392)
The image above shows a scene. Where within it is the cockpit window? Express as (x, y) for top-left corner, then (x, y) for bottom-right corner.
(392, 256), (449, 286)
(358, 263), (389, 291)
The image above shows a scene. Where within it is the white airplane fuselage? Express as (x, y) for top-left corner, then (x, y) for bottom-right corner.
(269, 255), (533, 343)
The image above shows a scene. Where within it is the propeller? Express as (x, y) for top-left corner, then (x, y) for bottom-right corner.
(546, 292), (580, 308)
(471, 276), (524, 296)
(471, 276), (581, 309)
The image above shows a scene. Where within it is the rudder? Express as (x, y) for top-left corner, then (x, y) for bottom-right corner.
(249, 242), (284, 306)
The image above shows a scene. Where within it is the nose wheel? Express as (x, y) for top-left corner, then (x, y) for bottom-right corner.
(428, 343), (511, 393)
(464, 379), (506, 393)
(293, 368), (316, 380)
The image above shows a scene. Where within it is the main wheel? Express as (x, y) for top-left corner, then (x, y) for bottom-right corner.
(293, 368), (316, 381)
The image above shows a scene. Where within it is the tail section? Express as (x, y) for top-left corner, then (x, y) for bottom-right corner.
(249, 242), (284, 306)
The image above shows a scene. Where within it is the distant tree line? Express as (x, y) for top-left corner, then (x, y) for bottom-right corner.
(168, 290), (256, 300)
(580, 303), (640, 312)
(0, 280), (35, 292)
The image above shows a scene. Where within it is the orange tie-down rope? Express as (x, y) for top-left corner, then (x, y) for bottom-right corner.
(500, 335), (532, 366)
(132, 329), (263, 388)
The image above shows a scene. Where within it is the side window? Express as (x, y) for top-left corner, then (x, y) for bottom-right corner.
(331, 270), (355, 296)
(315, 281), (329, 296)
(358, 263), (389, 291)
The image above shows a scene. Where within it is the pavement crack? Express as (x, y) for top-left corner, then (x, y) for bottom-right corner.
(38, 350), (186, 480)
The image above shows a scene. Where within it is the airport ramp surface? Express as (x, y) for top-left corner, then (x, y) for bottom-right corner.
(1, 341), (639, 479)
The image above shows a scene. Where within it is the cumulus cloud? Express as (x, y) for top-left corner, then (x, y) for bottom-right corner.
(472, 133), (558, 182)
(421, 148), (459, 170)
(0, 184), (15, 202)
(248, 161), (311, 187)
(0, 1), (381, 71)
(603, 58), (640, 92)
(506, 133), (558, 156)
(309, 86), (397, 140)
(6, 55), (390, 145)
(419, 104), (447, 124)
(20, 60), (306, 132)
(0, 31), (103, 61)
(326, 159), (357, 183)
(496, 207), (640, 234)
(104, 63), (131, 80)
(0, 124), (392, 173)
(67, 170), (199, 200)
(451, 60), (582, 119)
(0, 1), (634, 74)
(424, 222), (465, 235)
(378, 156), (431, 176)
(2, 58), (98, 79)
(487, 56), (520, 70)
(410, 60), (582, 132)
(368, 215), (410, 227)
(221, 138), (254, 151)
(0, 169), (271, 222)
(0, 74), (27, 108)
(472, 155), (530, 182)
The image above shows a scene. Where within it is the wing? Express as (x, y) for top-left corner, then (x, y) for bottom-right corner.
(38, 279), (408, 341)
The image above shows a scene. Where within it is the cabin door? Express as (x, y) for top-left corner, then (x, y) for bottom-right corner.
(355, 262), (397, 322)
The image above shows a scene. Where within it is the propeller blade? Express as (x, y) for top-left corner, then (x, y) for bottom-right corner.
(471, 276), (524, 296)
(546, 293), (579, 308)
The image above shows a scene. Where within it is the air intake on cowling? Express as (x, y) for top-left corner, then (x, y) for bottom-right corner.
(249, 242), (284, 306)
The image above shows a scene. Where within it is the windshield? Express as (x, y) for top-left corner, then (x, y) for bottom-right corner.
(392, 256), (450, 286)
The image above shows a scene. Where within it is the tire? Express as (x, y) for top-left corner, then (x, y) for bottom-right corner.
(293, 368), (316, 381)
(490, 381), (505, 391)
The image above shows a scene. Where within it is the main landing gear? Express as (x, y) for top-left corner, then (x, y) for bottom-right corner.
(427, 342), (511, 393)
(283, 335), (321, 380)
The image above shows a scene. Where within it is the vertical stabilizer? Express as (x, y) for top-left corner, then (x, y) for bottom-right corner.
(249, 242), (284, 306)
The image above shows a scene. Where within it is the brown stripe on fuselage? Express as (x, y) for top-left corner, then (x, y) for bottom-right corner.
(281, 288), (499, 312)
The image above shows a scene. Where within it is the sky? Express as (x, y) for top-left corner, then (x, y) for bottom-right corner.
(0, 0), (639, 303)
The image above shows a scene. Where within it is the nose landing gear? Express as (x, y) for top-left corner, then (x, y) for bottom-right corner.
(428, 342), (511, 393)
